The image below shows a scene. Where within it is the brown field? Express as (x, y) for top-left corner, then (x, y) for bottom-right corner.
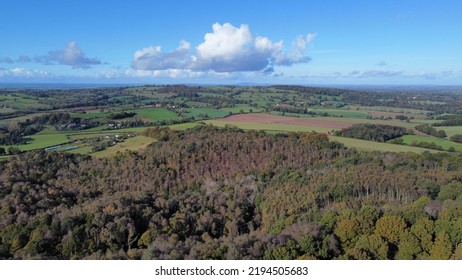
(222, 113), (352, 129)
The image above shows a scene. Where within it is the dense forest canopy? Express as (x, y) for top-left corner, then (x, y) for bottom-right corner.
(1, 126), (461, 260)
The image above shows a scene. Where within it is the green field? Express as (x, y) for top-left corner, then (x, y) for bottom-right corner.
(271, 113), (420, 129)
(437, 126), (462, 137)
(91, 136), (156, 158)
(167, 122), (201, 130)
(400, 135), (462, 152)
(329, 136), (442, 153)
(1, 133), (70, 151)
(131, 108), (180, 121)
(0, 94), (50, 110)
(220, 105), (260, 114)
(179, 108), (229, 119)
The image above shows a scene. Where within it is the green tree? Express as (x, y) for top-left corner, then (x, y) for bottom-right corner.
(353, 234), (389, 259)
(449, 134), (462, 143)
(334, 218), (361, 248)
(452, 243), (462, 260)
(375, 216), (407, 244)
(263, 239), (299, 260)
(7, 146), (21, 155)
(138, 228), (159, 249)
(396, 230), (422, 260)
(438, 181), (462, 201)
(430, 231), (452, 260)
(411, 218), (434, 257)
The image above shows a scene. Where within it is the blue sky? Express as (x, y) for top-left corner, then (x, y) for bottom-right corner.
(0, 0), (461, 85)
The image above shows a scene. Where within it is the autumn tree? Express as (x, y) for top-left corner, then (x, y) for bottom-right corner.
(374, 216), (406, 244)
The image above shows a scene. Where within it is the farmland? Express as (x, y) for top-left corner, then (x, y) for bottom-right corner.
(1, 85), (462, 157)
(400, 135), (462, 152)
(91, 136), (156, 158)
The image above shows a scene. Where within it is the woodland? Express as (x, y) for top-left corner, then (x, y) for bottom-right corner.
(1, 126), (461, 260)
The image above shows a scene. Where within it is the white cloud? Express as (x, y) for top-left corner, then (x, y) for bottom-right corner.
(131, 40), (191, 70)
(131, 22), (314, 73)
(124, 68), (205, 79)
(300, 69), (457, 81)
(348, 70), (403, 78)
(0, 67), (52, 78)
(273, 33), (315, 66)
(34, 41), (101, 68)
(197, 23), (253, 60)
(192, 23), (279, 72)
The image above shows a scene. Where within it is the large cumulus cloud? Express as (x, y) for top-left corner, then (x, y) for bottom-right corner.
(131, 23), (315, 73)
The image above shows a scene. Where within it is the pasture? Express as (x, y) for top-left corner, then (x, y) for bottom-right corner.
(131, 108), (180, 121)
(400, 135), (462, 152)
(91, 136), (156, 158)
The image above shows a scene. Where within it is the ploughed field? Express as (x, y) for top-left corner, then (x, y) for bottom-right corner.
(221, 113), (352, 129)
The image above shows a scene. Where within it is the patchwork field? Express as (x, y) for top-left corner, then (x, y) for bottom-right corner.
(201, 113), (446, 153)
(1, 85), (461, 158)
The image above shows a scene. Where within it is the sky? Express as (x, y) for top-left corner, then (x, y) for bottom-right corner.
(0, 0), (461, 85)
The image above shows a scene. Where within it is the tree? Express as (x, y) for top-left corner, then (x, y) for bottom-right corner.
(396, 230), (422, 260)
(411, 218), (434, 257)
(438, 181), (462, 201)
(430, 231), (452, 260)
(452, 243), (462, 260)
(7, 146), (21, 155)
(449, 134), (462, 143)
(353, 234), (389, 259)
(334, 218), (361, 248)
(375, 216), (406, 244)
(435, 130), (447, 138)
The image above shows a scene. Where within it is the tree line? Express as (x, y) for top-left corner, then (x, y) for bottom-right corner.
(334, 124), (408, 142)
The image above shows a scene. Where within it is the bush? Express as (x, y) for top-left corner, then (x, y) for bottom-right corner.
(450, 134), (462, 143)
